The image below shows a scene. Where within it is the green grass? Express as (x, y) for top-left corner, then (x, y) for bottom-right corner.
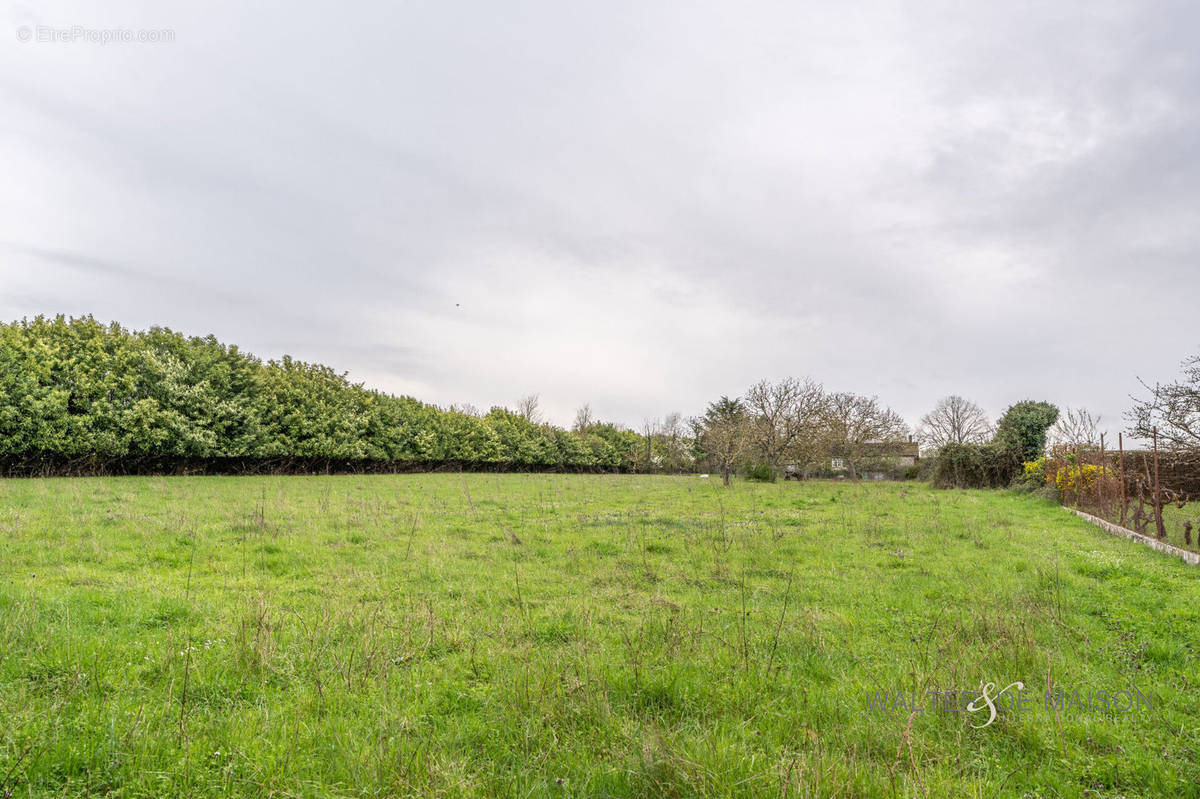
(1145, 502), (1198, 551)
(1071, 496), (1200, 551)
(0, 475), (1198, 798)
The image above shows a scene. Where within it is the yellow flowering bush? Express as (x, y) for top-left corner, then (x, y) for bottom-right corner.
(1054, 462), (1113, 493)
(1022, 458), (1050, 484)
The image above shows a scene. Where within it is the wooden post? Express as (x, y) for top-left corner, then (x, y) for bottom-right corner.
(1080, 443), (1089, 506)
(1135, 472), (1147, 533)
(1153, 426), (1166, 540)
(1118, 432), (1127, 527)
(1099, 433), (1106, 515)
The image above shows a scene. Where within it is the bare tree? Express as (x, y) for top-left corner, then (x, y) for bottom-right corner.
(636, 414), (690, 472)
(658, 412), (691, 472)
(661, 412), (683, 437)
(743, 377), (827, 475)
(1050, 406), (1101, 450)
(916, 395), (992, 450)
(572, 403), (594, 433)
(515, 394), (542, 424)
(694, 396), (752, 485)
(1128, 353), (1200, 449)
(639, 417), (658, 471)
(821, 392), (910, 480)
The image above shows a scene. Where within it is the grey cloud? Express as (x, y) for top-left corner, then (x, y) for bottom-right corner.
(1, 0), (1197, 433)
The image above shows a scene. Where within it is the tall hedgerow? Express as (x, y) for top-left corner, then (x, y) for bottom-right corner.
(0, 315), (646, 471)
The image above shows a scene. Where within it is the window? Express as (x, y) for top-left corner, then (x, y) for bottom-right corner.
(831, 458), (844, 470)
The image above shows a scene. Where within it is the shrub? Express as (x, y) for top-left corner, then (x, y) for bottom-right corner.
(1032, 485), (1062, 503)
(1054, 462), (1113, 493)
(917, 455), (939, 482)
(930, 442), (1022, 489)
(745, 463), (776, 482)
(1019, 457), (1049, 487)
(994, 401), (1059, 463)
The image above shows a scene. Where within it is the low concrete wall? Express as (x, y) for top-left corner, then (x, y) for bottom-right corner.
(1067, 508), (1200, 567)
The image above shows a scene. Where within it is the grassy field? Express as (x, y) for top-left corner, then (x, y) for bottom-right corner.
(0, 475), (1198, 798)
(1137, 503), (1197, 552)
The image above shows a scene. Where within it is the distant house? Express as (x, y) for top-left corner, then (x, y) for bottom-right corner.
(830, 439), (919, 479)
(785, 438), (920, 480)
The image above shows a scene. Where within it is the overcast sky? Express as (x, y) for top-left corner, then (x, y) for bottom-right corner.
(2, 1), (1197, 435)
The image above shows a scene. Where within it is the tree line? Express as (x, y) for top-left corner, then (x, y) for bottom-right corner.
(920, 348), (1200, 490)
(9, 315), (1191, 484)
(691, 378), (912, 484)
(0, 317), (925, 478)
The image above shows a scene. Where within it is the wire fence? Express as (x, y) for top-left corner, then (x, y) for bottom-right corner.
(1051, 428), (1199, 552)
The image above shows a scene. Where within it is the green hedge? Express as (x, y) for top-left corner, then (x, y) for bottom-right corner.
(929, 442), (1023, 489)
(0, 316), (651, 472)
